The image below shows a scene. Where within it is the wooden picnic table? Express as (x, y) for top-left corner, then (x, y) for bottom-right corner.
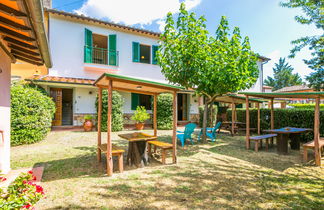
(118, 132), (157, 167)
(221, 121), (246, 135)
(263, 127), (312, 154)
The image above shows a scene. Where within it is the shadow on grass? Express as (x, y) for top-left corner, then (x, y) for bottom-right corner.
(89, 157), (323, 209)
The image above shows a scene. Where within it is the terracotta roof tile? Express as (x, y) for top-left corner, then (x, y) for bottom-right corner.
(274, 85), (312, 93)
(27, 75), (95, 85)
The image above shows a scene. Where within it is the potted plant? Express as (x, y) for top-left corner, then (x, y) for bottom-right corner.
(131, 106), (150, 130)
(83, 115), (93, 131)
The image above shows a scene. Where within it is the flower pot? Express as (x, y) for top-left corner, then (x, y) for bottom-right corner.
(135, 122), (145, 130)
(83, 119), (93, 132)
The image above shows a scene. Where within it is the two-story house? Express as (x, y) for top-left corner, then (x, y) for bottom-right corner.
(13, 2), (269, 127)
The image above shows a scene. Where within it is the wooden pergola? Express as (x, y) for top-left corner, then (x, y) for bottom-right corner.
(239, 91), (324, 166)
(214, 94), (264, 135)
(94, 73), (182, 176)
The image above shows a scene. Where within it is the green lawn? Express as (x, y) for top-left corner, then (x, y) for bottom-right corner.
(11, 130), (324, 209)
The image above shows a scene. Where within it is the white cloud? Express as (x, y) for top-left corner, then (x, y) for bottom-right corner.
(74, 0), (201, 30)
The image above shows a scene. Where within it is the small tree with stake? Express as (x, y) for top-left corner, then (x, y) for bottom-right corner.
(157, 3), (259, 142)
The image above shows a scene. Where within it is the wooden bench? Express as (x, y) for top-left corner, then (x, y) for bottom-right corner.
(98, 144), (125, 173)
(303, 138), (324, 162)
(249, 134), (277, 152)
(148, 141), (173, 164)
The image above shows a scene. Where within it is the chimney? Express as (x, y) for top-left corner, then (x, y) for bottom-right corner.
(42, 0), (52, 9)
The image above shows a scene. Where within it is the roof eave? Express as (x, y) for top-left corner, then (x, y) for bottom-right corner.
(25, 0), (52, 68)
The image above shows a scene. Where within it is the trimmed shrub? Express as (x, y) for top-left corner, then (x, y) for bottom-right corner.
(156, 93), (173, 130)
(11, 84), (55, 146)
(227, 108), (324, 142)
(96, 90), (123, 132)
(289, 103), (324, 109)
(199, 105), (218, 127)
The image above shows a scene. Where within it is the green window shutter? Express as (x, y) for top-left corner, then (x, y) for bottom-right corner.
(109, 34), (117, 66)
(84, 28), (93, 63)
(132, 42), (140, 62)
(131, 93), (139, 110)
(152, 45), (158, 64)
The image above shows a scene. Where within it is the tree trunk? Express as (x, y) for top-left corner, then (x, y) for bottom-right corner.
(202, 102), (209, 143)
(209, 103), (214, 127)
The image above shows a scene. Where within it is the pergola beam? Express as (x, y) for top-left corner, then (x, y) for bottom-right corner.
(257, 102), (261, 135)
(172, 91), (177, 163)
(0, 3), (27, 17)
(270, 98), (274, 129)
(314, 97), (321, 166)
(9, 44), (40, 56)
(11, 50), (42, 61)
(231, 101), (235, 136)
(14, 55), (43, 65)
(97, 87), (102, 162)
(153, 93), (158, 136)
(0, 16), (31, 31)
(0, 25), (35, 42)
(106, 80), (113, 176)
(4, 36), (37, 49)
(245, 96), (250, 149)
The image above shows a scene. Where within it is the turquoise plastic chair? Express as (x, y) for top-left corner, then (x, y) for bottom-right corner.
(198, 122), (222, 142)
(176, 123), (197, 147)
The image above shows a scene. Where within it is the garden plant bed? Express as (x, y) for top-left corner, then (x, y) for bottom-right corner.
(11, 129), (324, 209)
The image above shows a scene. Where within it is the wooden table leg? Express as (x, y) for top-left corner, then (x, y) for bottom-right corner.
(277, 134), (289, 155)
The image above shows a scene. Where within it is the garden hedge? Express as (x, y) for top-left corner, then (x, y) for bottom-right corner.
(11, 84), (55, 146)
(156, 93), (173, 130)
(227, 108), (324, 142)
(96, 90), (124, 132)
(289, 103), (324, 109)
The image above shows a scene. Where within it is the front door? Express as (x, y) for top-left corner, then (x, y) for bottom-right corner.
(177, 93), (189, 121)
(50, 88), (62, 126)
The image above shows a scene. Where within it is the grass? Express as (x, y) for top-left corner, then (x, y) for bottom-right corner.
(11, 129), (324, 209)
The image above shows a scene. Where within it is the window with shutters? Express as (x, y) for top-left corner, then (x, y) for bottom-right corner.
(132, 42), (158, 65)
(131, 93), (152, 110)
(84, 28), (118, 66)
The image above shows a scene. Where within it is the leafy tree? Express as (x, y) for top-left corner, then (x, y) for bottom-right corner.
(157, 3), (259, 142)
(264, 57), (303, 90)
(281, 0), (323, 90)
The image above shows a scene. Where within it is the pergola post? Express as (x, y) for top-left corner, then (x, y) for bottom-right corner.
(172, 91), (177, 164)
(270, 98), (274, 129)
(153, 93), (158, 137)
(314, 97), (321, 166)
(231, 102), (235, 136)
(97, 87), (102, 162)
(257, 102), (261, 135)
(106, 80), (113, 176)
(245, 96), (250, 149)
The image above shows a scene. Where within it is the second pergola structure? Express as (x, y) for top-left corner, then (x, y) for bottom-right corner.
(94, 73), (182, 176)
(240, 91), (324, 166)
(214, 94), (263, 135)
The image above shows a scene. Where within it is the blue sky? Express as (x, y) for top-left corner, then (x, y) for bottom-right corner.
(52, 0), (321, 81)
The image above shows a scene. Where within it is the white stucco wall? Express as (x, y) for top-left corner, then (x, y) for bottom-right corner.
(0, 48), (11, 173)
(189, 94), (199, 114)
(48, 14), (165, 83)
(245, 61), (263, 92)
(74, 87), (97, 114)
